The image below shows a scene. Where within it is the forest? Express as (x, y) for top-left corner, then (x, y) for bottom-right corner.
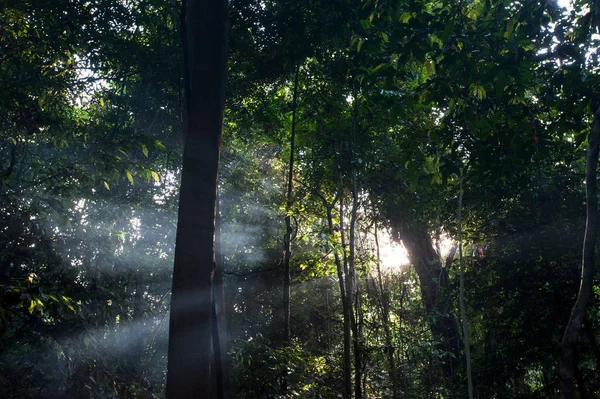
(2, 0), (600, 398)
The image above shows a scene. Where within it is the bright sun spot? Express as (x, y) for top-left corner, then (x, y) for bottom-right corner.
(557, 0), (571, 9)
(377, 230), (454, 272)
(378, 231), (410, 271)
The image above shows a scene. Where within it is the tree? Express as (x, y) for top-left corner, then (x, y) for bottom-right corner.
(281, 63), (299, 395)
(166, 0), (228, 397)
(559, 1), (600, 397)
(559, 100), (600, 399)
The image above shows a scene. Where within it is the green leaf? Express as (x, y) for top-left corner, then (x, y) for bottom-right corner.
(357, 39), (364, 53)
(381, 32), (389, 42)
(155, 140), (167, 151)
(151, 171), (160, 182)
(505, 19), (516, 38)
(126, 171), (134, 184)
(103, 181), (110, 191)
(400, 11), (412, 23)
(99, 97), (105, 107)
(469, 84), (486, 100)
(142, 144), (148, 158)
(373, 63), (385, 72)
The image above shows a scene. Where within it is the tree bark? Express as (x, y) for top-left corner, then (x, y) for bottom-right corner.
(401, 228), (461, 393)
(349, 89), (362, 399)
(166, 0), (228, 397)
(559, 105), (600, 399)
(281, 63), (300, 395)
(321, 195), (352, 399)
(456, 179), (473, 399)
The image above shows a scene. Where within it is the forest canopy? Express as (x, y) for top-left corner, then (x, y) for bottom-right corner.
(1, 0), (600, 398)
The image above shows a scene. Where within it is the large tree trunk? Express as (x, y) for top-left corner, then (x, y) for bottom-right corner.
(401, 228), (461, 393)
(166, 0), (228, 397)
(281, 63), (299, 395)
(559, 105), (600, 399)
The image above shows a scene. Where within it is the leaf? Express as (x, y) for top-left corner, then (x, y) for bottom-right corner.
(151, 171), (160, 182)
(505, 19), (516, 38)
(99, 97), (104, 107)
(28, 298), (44, 314)
(155, 140), (167, 151)
(357, 39), (364, 53)
(126, 171), (134, 184)
(142, 144), (148, 158)
(469, 84), (486, 100)
(373, 63), (386, 72)
(103, 181), (110, 191)
(400, 11), (412, 23)
(478, 86), (487, 99)
(381, 32), (389, 42)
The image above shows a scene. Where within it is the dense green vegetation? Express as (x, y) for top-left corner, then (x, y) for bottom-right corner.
(2, 0), (600, 397)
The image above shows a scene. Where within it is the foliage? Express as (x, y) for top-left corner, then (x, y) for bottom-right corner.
(2, 0), (600, 398)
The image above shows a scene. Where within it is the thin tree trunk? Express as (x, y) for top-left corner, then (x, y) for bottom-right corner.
(281, 63), (300, 395)
(559, 105), (600, 399)
(374, 226), (399, 399)
(166, 0), (228, 397)
(326, 201), (352, 399)
(334, 161), (354, 399)
(349, 89), (362, 399)
(214, 193), (227, 399)
(456, 177), (473, 399)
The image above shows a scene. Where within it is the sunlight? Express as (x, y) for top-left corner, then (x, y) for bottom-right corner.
(376, 230), (455, 272)
(377, 230), (410, 271)
(557, 0), (571, 9)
